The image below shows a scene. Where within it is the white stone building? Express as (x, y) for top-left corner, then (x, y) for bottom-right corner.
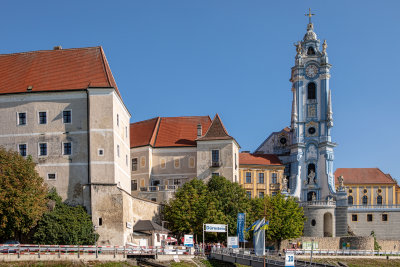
(130, 114), (240, 203)
(0, 46), (159, 245)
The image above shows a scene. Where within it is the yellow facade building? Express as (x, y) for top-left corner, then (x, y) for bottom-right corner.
(239, 152), (285, 198)
(334, 168), (400, 206)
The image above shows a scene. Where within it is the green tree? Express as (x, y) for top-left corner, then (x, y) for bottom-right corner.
(250, 193), (305, 249)
(33, 189), (98, 245)
(163, 179), (210, 239)
(0, 147), (47, 240)
(207, 175), (250, 236)
(163, 176), (252, 241)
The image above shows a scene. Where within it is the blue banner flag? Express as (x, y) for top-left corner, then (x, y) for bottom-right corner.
(237, 213), (245, 242)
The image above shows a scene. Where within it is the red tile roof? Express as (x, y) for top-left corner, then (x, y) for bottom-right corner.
(0, 46), (120, 96)
(334, 168), (397, 185)
(130, 116), (212, 148)
(239, 152), (282, 166)
(196, 114), (234, 141)
(130, 117), (160, 148)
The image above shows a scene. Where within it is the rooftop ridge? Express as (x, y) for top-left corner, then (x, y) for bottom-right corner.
(0, 46), (102, 57)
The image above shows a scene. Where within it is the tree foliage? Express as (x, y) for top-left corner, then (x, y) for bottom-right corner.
(207, 175), (250, 236)
(164, 177), (305, 244)
(33, 189), (98, 245)
(0, 147), (47, 240)
(163, 176), (249, 240)
(250, 193), (305, 246)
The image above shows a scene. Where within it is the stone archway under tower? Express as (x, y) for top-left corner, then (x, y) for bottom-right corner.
(323, 212), (333, 237)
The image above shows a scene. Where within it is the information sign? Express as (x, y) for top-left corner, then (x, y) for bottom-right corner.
(205, 224), (227, 232)
(184, 234), (194, 247)
(227, 236), (239, 248)
(285, 251), (295, 267)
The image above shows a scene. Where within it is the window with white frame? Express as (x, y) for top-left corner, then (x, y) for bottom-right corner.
(98, 149), (104, 156)
(39, 143), (47, 156)
(117, 145), (120, 157)
(38, 111), (47, 124)
(18, 112), (26, 125)
(18, 144), (27, 157)
(126, 155), (128, 166)
(63, 110), (71, 123)
(271, 173), (278, 184)
(212, 150), (219, 163)
(246, 172), (252, 183)
(258, 173), (265, 184)
(63, 142), (72, 155)
(47, 173), (56, 180)
(117, 114), (119, 127)
(131, 180), (138, 191)
(132, 158), (138, 171)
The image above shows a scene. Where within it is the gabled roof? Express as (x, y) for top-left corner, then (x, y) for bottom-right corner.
(0, 46), (120, 96)
(130, 116), (211, 148)
(133, 220), (169, 233)
(196, 114), (234, 141)
(239, 152), (282, 166)
(130, 117), (160, 148)
(334, 168), (397, 185)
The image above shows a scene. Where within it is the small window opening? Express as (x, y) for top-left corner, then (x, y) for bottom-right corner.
(99, 218), (103, 226)
(307, 82), (316, 100)
(307, 47), (315, 55)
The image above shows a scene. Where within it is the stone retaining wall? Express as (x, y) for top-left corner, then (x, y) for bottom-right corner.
(281, 236), (377, 250)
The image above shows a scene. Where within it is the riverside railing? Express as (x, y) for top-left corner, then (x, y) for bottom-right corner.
(211, 248), (335, 267)
(298, 200), (336, 207)
(0, 244), (191, 258)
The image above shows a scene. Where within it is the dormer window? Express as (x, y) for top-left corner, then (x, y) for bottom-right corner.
(307, 47), (315, 55)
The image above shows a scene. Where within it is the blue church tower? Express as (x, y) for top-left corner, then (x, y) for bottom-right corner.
(289, 11), (335, 202)
(256, 10), (347, 237)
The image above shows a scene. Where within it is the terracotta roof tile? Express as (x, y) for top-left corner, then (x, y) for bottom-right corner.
(334, 168), (396, 185)
(196, 114), (234, 141)
(130, 117), (160, 148)
(130, 116), (211, 148)
(0, 46), (120, 96)
(239, 152), (282, 166)
(154, 116), (211, 147)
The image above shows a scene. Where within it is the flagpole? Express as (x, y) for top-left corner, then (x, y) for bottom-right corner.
(263, 197), (267, 267)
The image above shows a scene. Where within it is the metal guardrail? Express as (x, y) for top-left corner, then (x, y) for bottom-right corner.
(0, 244), (191, 258)
(291, 248), (400, 256)
(139, 185), (181, 192)
(349, 204), (400, 209)
(299, 201), (336, 207)
(211, 248), (335, 267)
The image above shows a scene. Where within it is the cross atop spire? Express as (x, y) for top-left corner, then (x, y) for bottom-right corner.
(305, 8), (315, 24)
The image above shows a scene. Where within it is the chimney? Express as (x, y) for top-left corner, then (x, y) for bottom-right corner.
(53, 45), (62, 50)
(197, 123), (202, 137)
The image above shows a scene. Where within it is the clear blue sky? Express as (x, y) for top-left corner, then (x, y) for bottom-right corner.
(1, 1), (399, 180)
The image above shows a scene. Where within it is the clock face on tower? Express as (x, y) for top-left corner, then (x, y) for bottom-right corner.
(306, 65), (318, 78)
